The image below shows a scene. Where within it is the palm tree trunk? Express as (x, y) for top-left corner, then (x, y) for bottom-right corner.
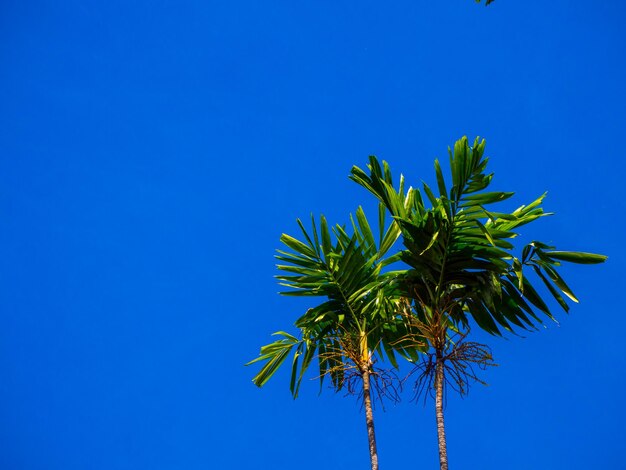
(362, 369), (379, 470)
(435, 350), (448, 470)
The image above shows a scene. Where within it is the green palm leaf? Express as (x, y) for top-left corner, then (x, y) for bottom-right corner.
(350, 136), (607, 334)
(248, 206), (415, 398)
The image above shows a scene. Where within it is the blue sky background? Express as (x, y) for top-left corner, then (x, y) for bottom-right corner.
(1, 1), (625, 469)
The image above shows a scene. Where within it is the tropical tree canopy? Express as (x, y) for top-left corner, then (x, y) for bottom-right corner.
(251, 135), (607, 394)
(247, 205), (421, 397)
(350, 136), (607, 338)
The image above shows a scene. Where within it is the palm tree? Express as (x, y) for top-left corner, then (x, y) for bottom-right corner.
(350, 136), (607, 470)
(247, 207), (420, 470)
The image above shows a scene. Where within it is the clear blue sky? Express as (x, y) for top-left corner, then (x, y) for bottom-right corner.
(1, 1), (624, 469)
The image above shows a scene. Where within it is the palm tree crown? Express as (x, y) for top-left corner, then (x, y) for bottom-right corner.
(350, 136), (606, 336)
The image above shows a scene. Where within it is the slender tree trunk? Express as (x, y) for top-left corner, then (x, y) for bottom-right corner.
(362, 369), (379, 470)
(435, 350), (448, 470)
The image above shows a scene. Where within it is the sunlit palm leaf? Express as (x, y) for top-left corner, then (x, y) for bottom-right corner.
(351, 136), (607, 336)
(248, 206), (415, 397)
